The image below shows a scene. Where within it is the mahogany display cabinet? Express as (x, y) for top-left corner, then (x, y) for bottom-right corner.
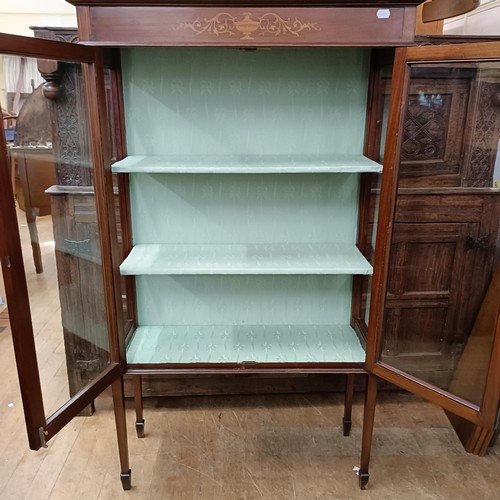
(0, 0), (499, 492)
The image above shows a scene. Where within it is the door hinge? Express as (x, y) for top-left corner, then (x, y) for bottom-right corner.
(38, 427), (48, 448)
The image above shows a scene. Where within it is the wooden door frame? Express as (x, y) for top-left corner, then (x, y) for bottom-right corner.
(0, 108), (45, 450)
(366, 41), (500, 428)
(0, 32), (125, 449)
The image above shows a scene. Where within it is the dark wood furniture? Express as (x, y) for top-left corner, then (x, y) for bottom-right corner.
(10, 83), (55, 274)
(0, 0), (498, 493)
(11, 146), (55, 274)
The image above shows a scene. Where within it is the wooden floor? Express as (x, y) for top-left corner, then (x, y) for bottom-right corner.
(0, 212), (499, 499)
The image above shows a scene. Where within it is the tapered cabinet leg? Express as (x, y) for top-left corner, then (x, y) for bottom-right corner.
(343, 373), (355, 436)
(112, 376), (131, 490)
(133, 374), (145, 438)
(359, 374), (378, 490)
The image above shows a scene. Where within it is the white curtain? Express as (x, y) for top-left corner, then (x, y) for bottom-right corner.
(2, 55), (45, 115)
(3, 55), (44, 93)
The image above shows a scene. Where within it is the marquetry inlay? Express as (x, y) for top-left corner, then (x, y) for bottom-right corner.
(175, 12), (321, 40)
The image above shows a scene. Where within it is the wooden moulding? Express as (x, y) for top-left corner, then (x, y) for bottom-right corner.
(0, 32), (94, 62)
(123, 372), (368, 397)
(82, 56), (128, 366)
(68, 1), (424, 6)
(76, 6), (417, 46)
(126, 365), (367, 375)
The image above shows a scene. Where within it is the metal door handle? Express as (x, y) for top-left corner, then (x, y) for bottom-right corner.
(466, 235), (489, 250)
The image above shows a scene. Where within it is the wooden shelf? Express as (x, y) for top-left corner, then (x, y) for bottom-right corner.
(126, 324), (365, 364)
(112, 154), (382, 174)
(120, 243), (373, 275)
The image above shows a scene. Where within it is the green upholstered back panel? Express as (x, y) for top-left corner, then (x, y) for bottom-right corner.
(136, 275), (352, 325)
(129, 173), (359, 245)
(121, 47), (370, 156)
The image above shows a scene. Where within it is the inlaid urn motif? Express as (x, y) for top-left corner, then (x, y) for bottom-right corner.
(233, 13), (261, 40)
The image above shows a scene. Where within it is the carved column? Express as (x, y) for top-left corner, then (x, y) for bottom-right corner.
(33, 28), (92, 186)
(463, 72), (500, 188)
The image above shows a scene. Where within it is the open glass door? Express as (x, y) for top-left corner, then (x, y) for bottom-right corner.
(367, 41), (500, 449)
(0, 33), (124, 451)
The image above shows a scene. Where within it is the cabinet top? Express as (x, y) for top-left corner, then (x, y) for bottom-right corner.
(70, 0), (424, 46)
(66, 0), (424, 6)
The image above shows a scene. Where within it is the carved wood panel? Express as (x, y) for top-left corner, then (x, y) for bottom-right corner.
(50, 63), (93, 186)
(396, 68), (500, 189)
(32, 28), (92, 187)
(402, 92), (452, 162)
(399, 74), (472, 187)
(463, 78), (500, 187)
(382, 221), (477, 388)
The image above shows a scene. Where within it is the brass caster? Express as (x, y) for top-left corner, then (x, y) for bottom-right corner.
(135, 419), (145, 438)
(120, 469), (132, 490)
(359, 471), (369, 490)
(342, 417), (352, 436)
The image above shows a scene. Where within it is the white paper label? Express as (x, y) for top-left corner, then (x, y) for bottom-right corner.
(377, 9), (391, 19)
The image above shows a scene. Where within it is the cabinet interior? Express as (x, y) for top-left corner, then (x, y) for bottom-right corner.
(115, 47), (378, 365)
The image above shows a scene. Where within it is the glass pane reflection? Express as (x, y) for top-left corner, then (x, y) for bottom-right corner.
(1, 54), (110, 417)
(381, 61), (500, 407)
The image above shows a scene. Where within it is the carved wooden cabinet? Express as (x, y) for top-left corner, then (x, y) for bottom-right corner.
(0, 0), (499, 492)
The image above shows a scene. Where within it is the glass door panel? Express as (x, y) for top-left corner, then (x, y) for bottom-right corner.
(380, 60), (500, 405)
(1, 53), (110, 416)
(368, 43), (500, 435)
(0, 34), (122, 449)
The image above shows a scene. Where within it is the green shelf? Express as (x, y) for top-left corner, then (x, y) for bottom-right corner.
(126, 324), (365, 364)
(112, 154), (382, 174)
(120, 243), (373, 275)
